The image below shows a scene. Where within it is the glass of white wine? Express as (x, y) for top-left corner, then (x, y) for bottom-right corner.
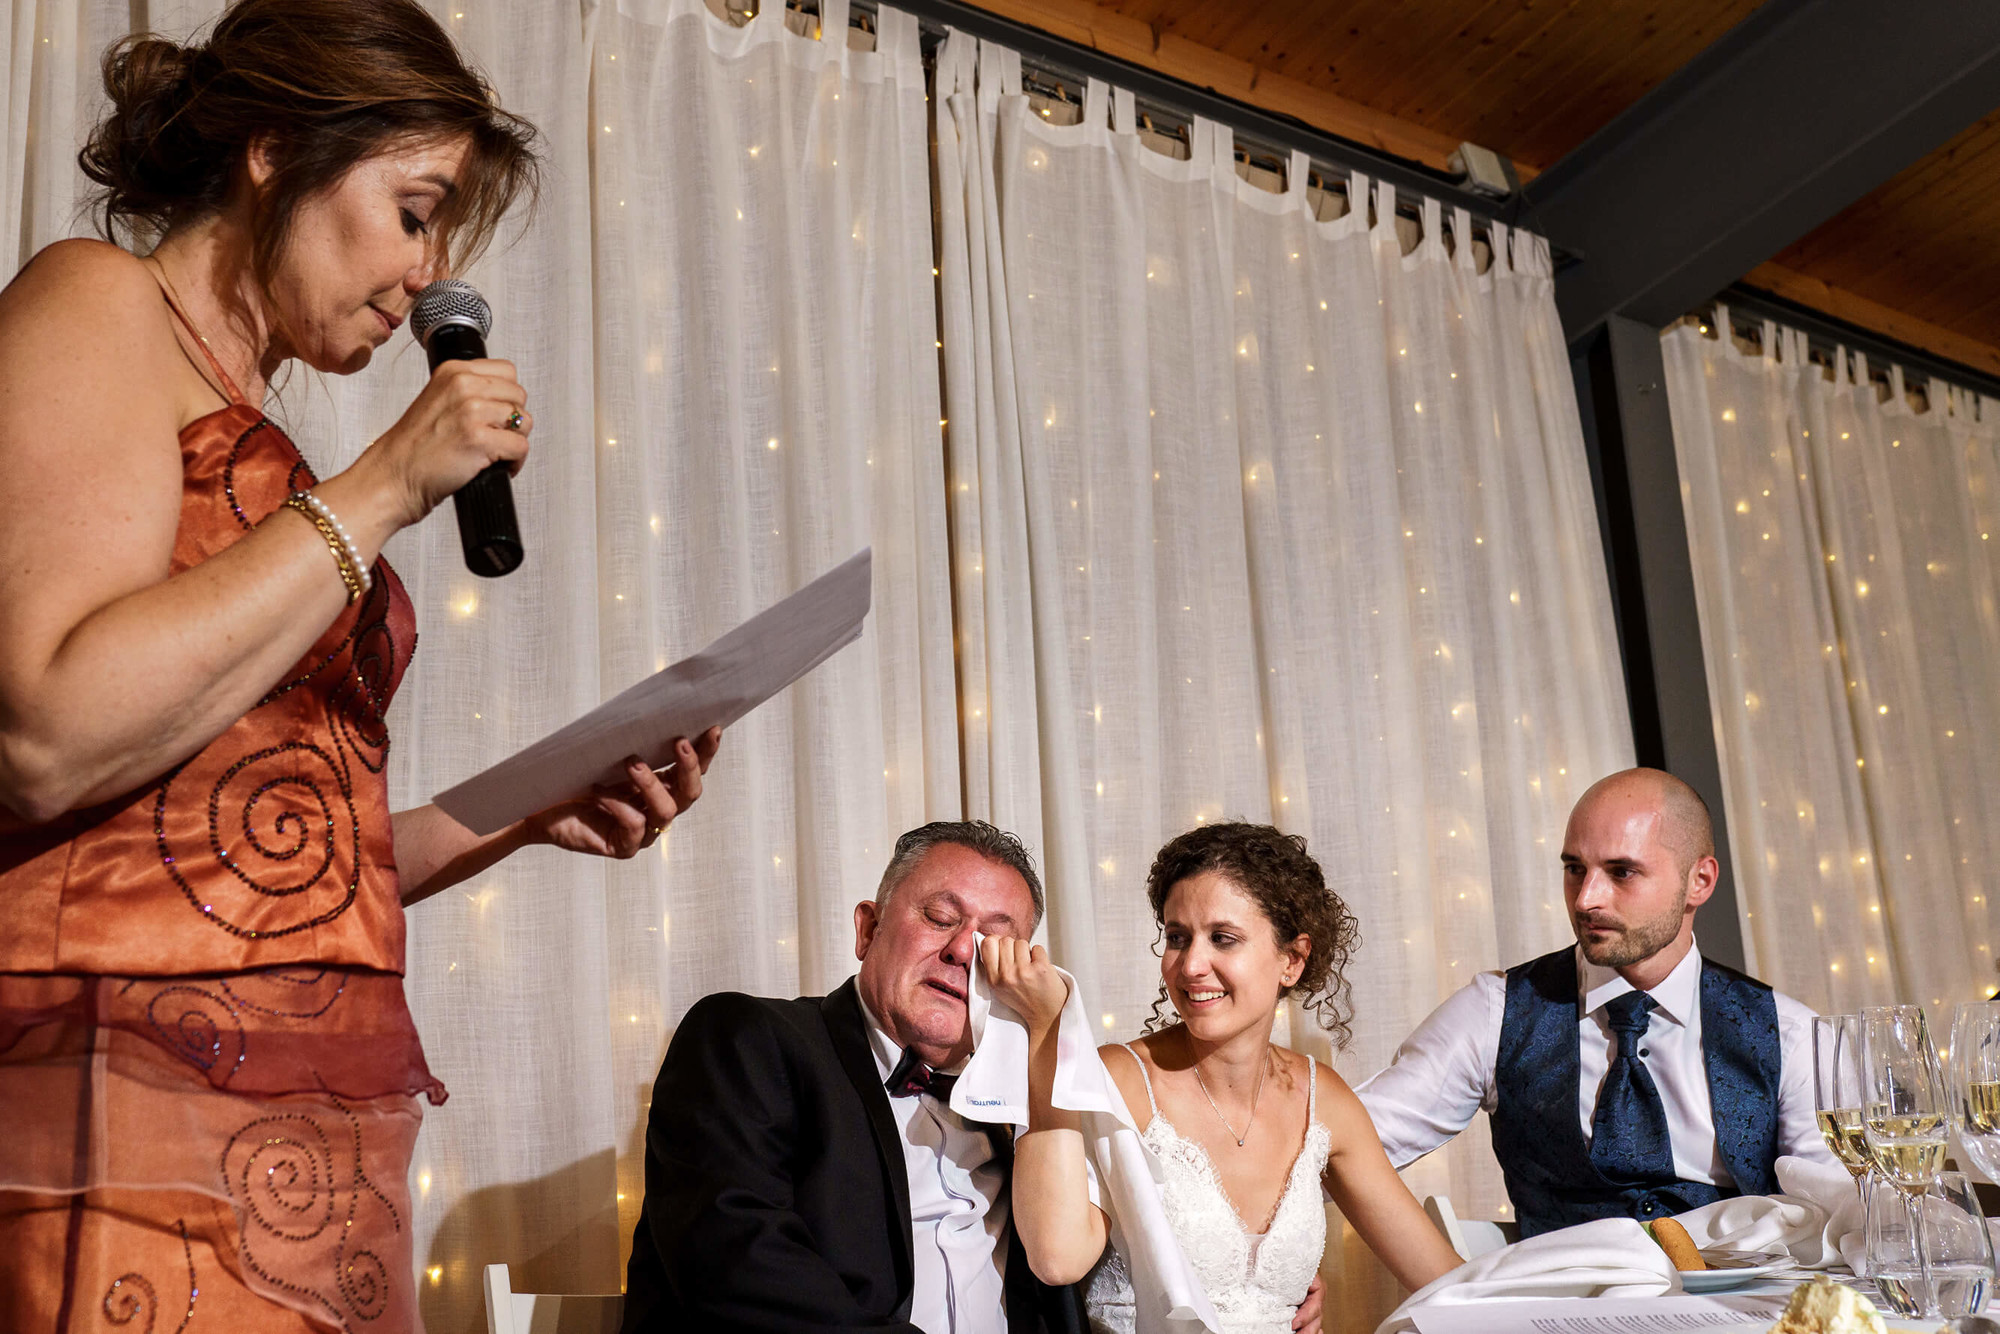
(1863, 1004), (1952, 1314)
(1949, 1001), (2000, 1183)
(1814, 1014), (1872, 1189)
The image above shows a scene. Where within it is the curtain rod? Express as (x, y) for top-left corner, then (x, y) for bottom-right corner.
(1717, 283), (2000, 405)
(822, 0), (1557, 257)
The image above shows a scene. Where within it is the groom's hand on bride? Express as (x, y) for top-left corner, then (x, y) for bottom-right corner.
(1292, 1273), (1324, 1334)
(978, 936), (1070, 1038)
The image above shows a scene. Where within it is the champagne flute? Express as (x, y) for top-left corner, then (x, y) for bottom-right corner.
(1950, 1002), (2000, 1184)
(1863, 1005), (1951, 1314)
(1814, 1014), (1872, 1187)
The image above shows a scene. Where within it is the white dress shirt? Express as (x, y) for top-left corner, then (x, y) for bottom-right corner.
(860, 999), (1010, 1334)
(1355, 943), (1836, 1186)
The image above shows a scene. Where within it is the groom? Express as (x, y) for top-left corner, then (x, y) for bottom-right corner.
(620, 819), (1085, 1332)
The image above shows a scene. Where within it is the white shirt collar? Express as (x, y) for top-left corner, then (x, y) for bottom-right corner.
(857, 991), (901, 1083)
(1577, 939), (1703, 1028)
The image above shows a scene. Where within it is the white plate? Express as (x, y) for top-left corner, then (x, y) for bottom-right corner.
(1679, 1252), (1795, 1292)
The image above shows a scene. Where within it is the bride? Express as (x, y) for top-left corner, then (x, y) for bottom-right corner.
(986, 822), (1461, 1333)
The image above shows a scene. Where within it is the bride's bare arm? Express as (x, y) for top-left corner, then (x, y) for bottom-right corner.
(980, 937), (1109, 1285)
(1317, 1062), (1463, 1292)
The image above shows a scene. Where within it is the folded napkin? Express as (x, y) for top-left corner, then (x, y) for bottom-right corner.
(952, 936), (1222, 1333)
(1674, 1156), (1867, 1271)
(1377, 1218), (1677, 1333)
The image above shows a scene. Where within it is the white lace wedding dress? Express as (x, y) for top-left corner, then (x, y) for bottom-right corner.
(1084, 1044), (1333, 1334)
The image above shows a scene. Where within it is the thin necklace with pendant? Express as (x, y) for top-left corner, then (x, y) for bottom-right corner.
(1192, 1048), (1267, 1147)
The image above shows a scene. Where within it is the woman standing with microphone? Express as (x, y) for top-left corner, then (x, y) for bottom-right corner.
(0, 2), (719, 1327)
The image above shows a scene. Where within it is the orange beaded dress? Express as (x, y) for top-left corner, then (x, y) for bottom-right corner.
(0, 294), (443, 1333)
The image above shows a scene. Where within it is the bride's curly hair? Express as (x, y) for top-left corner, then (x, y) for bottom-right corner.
(1141, 822), (1361, 1048)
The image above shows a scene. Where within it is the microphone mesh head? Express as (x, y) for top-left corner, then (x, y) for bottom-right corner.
(410, 278), (491, 347)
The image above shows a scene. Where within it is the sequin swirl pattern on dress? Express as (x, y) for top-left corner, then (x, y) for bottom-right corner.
(101, 1218), (198, 1334)
(1, 343), (433, 1330)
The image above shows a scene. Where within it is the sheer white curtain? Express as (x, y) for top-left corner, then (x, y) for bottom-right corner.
(1666, 315), (2000, 1015)
(934, 34), (1632, 1323)
(3, 3), (948, 1331)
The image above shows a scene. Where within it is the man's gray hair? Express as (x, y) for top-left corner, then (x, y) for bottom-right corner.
(875, 820), (1045, 929)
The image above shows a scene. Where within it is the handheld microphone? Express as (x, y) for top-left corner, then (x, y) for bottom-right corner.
(409, 279), (524, 577)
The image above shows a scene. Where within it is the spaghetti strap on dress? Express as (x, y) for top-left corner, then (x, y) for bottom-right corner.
(154, 274), (249, 407)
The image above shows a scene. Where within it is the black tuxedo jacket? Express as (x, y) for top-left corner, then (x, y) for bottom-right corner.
(621, 978), (1085, 1333)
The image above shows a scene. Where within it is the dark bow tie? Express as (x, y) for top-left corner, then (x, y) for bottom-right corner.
(885, 1047), (957, 1101)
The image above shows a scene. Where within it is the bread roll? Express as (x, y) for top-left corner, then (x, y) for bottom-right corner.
(1648, 1217), (1706, 1271)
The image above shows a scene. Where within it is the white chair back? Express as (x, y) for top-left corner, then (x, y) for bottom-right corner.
(1422, 1194), (1517, 1261)
(482, 1263), (624, 1334)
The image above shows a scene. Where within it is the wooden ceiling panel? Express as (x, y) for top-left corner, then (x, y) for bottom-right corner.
(1770, 112), (2000, 350)
(1098, 0), (1769, 169)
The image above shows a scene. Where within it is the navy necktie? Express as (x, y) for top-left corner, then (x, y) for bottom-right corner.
(885, 1047), (957, 1102)
(1589, 991), (1674, 1185)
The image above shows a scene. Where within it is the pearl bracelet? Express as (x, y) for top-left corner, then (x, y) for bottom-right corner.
(284, 490), (372, 602)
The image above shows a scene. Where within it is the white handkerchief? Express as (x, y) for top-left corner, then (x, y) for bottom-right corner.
(954, 936), (1222, 1333)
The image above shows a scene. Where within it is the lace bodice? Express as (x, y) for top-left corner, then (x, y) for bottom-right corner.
(1085, 1046), (1332, 1334)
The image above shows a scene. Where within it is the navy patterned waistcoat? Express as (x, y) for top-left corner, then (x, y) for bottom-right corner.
(1491, 946), (1783, 1237)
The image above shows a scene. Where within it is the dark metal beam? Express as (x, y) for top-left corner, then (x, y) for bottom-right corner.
(1572, 316), (1747, 972)
(1522, 0), (2000, 342)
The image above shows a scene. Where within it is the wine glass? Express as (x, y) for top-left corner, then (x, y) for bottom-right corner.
(1950, 1002), (2000, 1184)
(1863, 1004), (1952, 1313)
(1814, 1014), (1872, 1189)
(1865, 1170), (1995, 1318)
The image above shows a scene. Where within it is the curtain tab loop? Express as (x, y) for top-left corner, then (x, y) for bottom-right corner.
(1084, 78), (1110, 130)
(875, 7), (919, 73)
(976, 40), (1020, 113)
(1374, 183), (1397, 248)
(937, 30), (972, 98)
(1760, 319), (1777, 364)
(1288, 150), (1309, 201)
(819, 0), (850, 55)
(1489, 220), (1511, 276)
(1111, 86), (1136, 134)
(1452, 207), (1475, 269)
(1189, 117), (1233, 182)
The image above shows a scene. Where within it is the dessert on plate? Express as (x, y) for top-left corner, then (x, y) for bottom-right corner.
(1767, 1276), (1888, 1334)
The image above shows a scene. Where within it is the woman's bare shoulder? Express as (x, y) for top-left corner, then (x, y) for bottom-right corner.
(3, 238), (159, 312)
(0, 240), (178, 385)
(1098, 1036), (1161, 1127)
(1312, 1053), (1372, 1132)
(0, 240), (185, 427)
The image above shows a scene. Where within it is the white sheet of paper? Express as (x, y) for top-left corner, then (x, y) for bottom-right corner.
(1411, 1293), (1931, 1333)
(433, 548), (871, 835)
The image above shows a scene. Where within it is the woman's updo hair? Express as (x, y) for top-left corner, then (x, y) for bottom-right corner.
(1144, 822), (1361, 1048)
(81, 0), (538, 282)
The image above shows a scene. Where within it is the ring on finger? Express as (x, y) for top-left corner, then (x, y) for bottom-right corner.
(504, 408), (525, 432)
(646, 822), (665, 840)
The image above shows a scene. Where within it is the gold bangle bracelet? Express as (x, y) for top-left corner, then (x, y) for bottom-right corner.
(282, 494), (364, 604)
